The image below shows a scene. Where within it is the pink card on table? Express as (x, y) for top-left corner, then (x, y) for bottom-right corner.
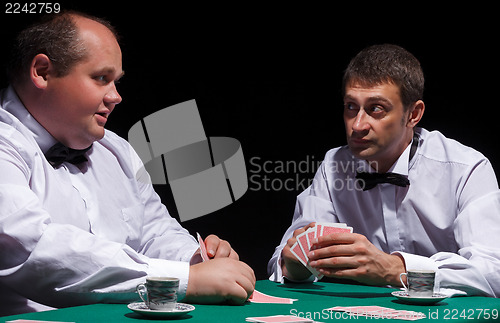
(246, 315), (313, 322)
(248, 290), (297, 304)
(386, 310), (426, 321)
(326, 305), (425, 321)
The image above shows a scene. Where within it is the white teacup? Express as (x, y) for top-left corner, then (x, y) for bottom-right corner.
(137, 277), (179, 311)
(400, 269), (435, 298)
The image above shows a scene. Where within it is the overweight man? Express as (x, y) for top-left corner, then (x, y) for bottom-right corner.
(268, 44), (500, 297)
(0, 12), (254, 316)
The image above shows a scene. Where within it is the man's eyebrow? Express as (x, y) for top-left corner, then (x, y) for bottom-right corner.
(343, 94), (357, 102)
(365, 96), (392, 105)
(344, 94), (393, 106)
(116, 70), (125, 81)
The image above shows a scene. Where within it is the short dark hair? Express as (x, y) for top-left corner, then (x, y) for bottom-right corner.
(8, 11), (118, 85)
(342, 44), (424, 110)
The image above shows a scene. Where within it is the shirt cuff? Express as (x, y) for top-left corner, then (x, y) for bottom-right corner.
(392, 251), (439, 272)
(392, 252), (467, 297)
(146, 258), (190, 300)
(269, 253), (315, 284)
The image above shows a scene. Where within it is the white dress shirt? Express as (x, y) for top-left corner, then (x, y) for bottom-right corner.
(0, 86), (199, 316)
(268, 127), (500, 297)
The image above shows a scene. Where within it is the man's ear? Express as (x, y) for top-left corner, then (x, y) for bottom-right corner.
(30, 54), (52, 89)
(407, 100), (425, 128)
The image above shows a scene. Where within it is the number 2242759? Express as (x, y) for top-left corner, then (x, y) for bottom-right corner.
(5, 3), (61, 14)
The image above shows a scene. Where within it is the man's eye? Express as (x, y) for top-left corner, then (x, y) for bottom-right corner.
(344, 103), (358, 111)
(94, 75), (109, 83)
(370, 105), (384, 113)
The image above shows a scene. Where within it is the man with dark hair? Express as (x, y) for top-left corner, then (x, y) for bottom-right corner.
(268, 44), (500, 297)
(0, 12), (255, 316)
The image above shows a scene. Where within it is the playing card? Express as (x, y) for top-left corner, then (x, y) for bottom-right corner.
(290, 242), (322, 278)
(385, 310), (426, 321)
(290, 241), (308, 267)
(316, 222), (347, 228)
(315, 222), (347, 238)
(246, 315), (313, 322)
(196, 232), (210, 262)
(333, 305), (389, 311)
(315, 223), (322, 238)
(320, 224), (353, 236)
(296, 229), (313, 258)
(289, 222), (355, 279)
(326, 305), (425, 321)
(306, 228), (316, 247)
(317, 223), (352, 237)
(248, 290), (297, 304)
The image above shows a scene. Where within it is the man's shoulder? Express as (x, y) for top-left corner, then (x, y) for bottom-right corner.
(418, 128), (487, 165)
(0, 109), (37, 154)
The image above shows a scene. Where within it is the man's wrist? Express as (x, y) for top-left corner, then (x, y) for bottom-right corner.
(387, 254), (406, 286)
(281, 256), (313, 282)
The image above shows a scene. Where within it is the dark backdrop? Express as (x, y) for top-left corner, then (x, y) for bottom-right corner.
(0, 4), (497, 280)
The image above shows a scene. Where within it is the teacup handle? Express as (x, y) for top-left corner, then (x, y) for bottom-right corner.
(399, 273), (408, 291)
(136, 283), (149, 305)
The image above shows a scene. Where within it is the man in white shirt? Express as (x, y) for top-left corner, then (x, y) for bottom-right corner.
(268, 44), (500, 297)
(0, 12), (254, 316)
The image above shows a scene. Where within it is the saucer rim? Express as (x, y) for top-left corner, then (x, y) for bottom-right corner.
(391, 290), (448, 301)
(391, 291), (448, 304)
(127, 301), (195, 316)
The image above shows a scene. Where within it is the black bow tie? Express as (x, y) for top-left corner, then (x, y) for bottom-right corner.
(355, 171), (409, 191)
(44, 142), (92, 167)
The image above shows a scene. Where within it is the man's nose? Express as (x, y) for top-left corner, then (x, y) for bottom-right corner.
(104, 83), (122, 106)
(352, 109), (370, 132)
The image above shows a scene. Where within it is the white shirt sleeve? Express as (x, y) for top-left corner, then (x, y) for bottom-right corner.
(0, 132), (197, 309)
(396, 190), (500, 297)
(267, 188), (316, 283)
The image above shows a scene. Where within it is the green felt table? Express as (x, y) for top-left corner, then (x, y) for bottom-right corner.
(2, 280), (500, 322)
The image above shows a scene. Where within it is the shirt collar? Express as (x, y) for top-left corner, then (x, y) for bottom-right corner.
(387, 139), (412, 176)
(2, 86), (58, 154)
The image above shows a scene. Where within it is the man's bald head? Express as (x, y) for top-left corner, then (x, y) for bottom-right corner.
(8, 11), (118, 86)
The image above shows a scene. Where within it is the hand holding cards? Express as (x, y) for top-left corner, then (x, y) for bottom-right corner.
(197, 233), (292, 304)
(290, 222), (353, 278)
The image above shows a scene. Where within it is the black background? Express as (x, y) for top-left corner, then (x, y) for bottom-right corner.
(0, 3), (497, 280)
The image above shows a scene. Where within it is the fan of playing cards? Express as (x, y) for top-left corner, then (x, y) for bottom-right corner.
(290, 222), (353, 279)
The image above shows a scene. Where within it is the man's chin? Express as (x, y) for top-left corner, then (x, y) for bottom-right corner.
(81, 129), (105, 147)
(349, 145), (375, 160)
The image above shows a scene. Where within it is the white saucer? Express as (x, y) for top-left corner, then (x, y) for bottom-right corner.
(127, 302), (195, 318)
(391, 291), (448, 305)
